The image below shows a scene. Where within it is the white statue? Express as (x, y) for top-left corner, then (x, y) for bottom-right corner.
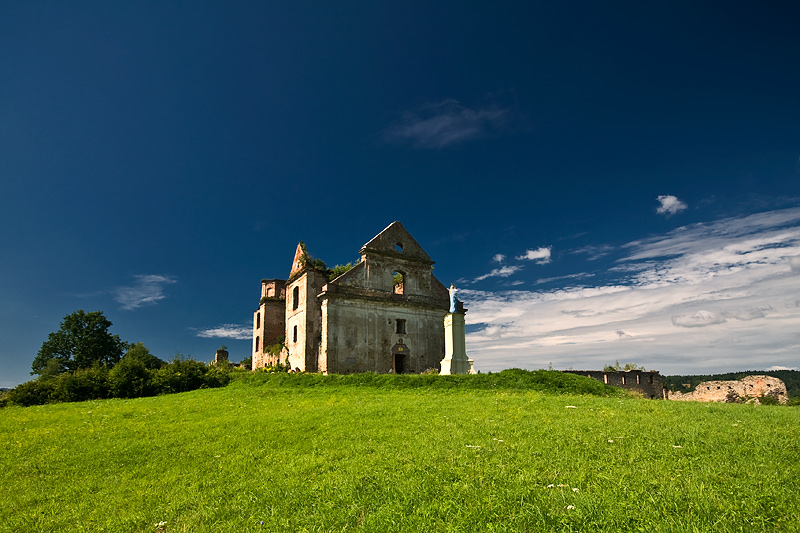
(448, 284), (458, 313)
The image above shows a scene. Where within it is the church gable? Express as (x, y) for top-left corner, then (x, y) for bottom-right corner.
(360, 221), (433, 263)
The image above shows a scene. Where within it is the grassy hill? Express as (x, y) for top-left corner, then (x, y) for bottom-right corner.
(2, 371), (799, 532)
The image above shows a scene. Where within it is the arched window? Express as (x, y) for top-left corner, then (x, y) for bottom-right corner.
(292, 286), (300, 310)
(393, 271), (405, 295)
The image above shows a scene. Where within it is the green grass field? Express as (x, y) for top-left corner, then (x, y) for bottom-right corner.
(2, 373), (799, 532)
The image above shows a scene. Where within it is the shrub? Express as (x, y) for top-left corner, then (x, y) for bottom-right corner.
(49, 366), (111, 403)
(151, 356), (210, 394)
(6, 379), (57, 406)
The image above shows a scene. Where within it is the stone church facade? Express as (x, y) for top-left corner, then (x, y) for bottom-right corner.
(252, 222), (451, 374)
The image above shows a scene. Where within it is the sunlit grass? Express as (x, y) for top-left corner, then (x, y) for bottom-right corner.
(2, 376), (799, 532)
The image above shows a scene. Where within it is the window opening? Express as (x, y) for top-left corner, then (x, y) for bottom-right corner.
(396, 319), (406, 334)
(293, 325), (298, 343)
(393, 271), (405, 295)
(292, 286), (299, 310)
(255, 336), (260, 352)
(395, 242), (404, 252)
(256, 312), (260, 329)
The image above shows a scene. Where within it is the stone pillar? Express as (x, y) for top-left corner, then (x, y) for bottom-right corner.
(440, 312), (475, 375)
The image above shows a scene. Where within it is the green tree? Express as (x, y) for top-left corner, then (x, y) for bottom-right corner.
(108, 343), (165, 398)
(31, 310), (128, 375)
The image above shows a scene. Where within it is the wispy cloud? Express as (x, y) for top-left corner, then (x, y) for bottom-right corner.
(462, 207), (800, 375)
(569, 244), (615, 261)
(536, 272), (594, 285)
(474, 265), (521, 282)
(671, 310), (726, 328)
(196, 324), (252, 340)
(382, 99), (513, 149)
(656, 194), (688, 216)
(115, 274), (177, 310)
(516, 247), (552, 264)
(493, 254), (506, 263)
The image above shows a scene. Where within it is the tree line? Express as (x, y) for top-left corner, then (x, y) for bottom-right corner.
(1, 310), (244, 407)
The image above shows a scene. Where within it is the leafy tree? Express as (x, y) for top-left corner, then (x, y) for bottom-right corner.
(49, 366), (111, 403)
(327, 262), (357, 281)
(151, 354), (211, 394)
(108, 343), (165, 398)
(31, 310), (128, 375)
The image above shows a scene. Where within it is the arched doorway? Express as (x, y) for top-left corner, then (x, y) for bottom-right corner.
(391, 342), (410, 374)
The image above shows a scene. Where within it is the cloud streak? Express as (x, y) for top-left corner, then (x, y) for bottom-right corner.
(382, 99), (513, 149)
(474, 265), (521, 282)
(196, 324), (252, 340)
(115, 275), (177, 310)
(462, 207), (800, 375)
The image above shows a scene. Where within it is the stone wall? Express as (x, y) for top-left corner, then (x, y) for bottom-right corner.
(669, 375), (788, 404)
(562, 370), (666, 399)
(319, 295), (445, 374)
(285, 268), (327, 372)
(252, 279), (286, 370)
(251, 221), (452, 375)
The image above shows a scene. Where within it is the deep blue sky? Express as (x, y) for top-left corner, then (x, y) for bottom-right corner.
(2, 1), (799, 387)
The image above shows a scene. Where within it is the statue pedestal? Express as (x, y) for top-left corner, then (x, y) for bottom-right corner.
(440, 312), (475, 375)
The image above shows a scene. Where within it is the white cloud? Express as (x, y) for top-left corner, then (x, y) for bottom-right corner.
(516, 247), (552, 264)
(493, 254), (506, 263)
(768, 365), (797, 371)
(196, 324), (252, 340)
(536, 272), (594, 285)
(115, 274), (177, 310)
(671, 310), (726, 328)
(382, 99), (512, 149)
(790, 255), (800, 272)
(461, 208), (800, 375)
(474, 265), (521, 282)
(569, 244), (615, 261)
(656, 195), (688, 216)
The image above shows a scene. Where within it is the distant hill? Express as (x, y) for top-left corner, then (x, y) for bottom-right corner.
(664, 370), (800, 400)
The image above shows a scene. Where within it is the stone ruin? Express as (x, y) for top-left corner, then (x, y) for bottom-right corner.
(251, 221), (470, 375)
(669, 375), (788, 404)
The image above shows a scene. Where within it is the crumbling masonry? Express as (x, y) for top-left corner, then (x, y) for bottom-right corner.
(252, 222), (451, 374)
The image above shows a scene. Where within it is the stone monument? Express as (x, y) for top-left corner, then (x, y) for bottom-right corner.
(440, 284), (475, 375)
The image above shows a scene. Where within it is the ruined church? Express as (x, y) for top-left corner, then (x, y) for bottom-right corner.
(252, 222), (453, 374)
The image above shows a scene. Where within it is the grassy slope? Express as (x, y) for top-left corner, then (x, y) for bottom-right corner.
(1, 374), (799, 533)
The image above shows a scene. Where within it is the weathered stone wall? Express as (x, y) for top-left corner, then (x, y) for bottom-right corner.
(315, 221), (450, 374)
(669, 375), (788, 404)
(285, 269), (327, 372)
(562, 370), (666, 399)
(251, 222), (453, 375)
(252, 280), (287, 370)
(320, 295), (445, 374)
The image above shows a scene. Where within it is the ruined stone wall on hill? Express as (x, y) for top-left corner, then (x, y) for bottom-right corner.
(669, 375), (787, 404)
(562, 370), (666, 399)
